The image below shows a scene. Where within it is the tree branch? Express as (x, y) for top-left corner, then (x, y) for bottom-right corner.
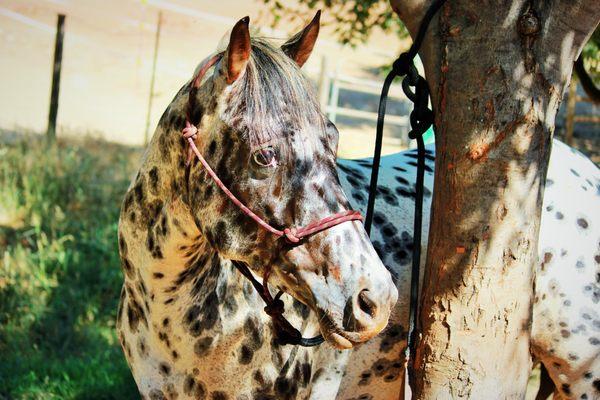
(575, 55), (600, 103)
(389, 0), (430, 37)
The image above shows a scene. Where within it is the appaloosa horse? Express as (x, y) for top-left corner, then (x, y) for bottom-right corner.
(117, 13), (397, 400)
(117, 14), (600, 400)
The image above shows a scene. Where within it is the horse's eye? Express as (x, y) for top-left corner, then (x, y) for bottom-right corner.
(252, 147), (277, 168)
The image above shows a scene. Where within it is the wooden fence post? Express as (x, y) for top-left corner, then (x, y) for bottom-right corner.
(47, 14), (65, 142)
(144, 11), (163, 145)
(328, 66), (340, 123)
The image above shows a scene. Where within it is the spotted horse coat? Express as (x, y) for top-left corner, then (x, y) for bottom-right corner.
(116, 15), (599, 400)
(117, 15), (398, 400)
(337, 140), (600, 400)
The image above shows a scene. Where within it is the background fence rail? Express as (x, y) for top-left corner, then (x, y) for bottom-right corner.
(565, 80), (600, 146)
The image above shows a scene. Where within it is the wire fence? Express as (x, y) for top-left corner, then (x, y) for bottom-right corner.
(0, 1), (406, 152)
(0, 1), (597, 160)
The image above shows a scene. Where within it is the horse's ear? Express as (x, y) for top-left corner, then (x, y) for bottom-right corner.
(281, 10), (320, 67)
(224, 16), (251, 84)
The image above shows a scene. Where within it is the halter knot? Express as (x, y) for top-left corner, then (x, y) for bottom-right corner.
(283, 228), (301, 243)
(392, 52), (411, 76)
(263, 298), (285, 317)
(182, 121), (199, 165)
(183, 121), (199, 139)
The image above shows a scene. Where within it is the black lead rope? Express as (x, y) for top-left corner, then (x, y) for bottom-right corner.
(364, 0), (447, 391)
(232, 260), (324, 347)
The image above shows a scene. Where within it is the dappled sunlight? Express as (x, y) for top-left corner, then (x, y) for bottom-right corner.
(560, 31), (576, 81)
(513, 62), (534, 92)
(482, 159), (543, 267)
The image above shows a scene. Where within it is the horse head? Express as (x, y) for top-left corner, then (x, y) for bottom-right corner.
(180, 14), (398, 349)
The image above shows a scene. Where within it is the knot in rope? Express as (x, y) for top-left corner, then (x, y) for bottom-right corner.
(182, 122), (200, 165)
(263, 298), (285, 317)
(392, 53), (411, 76)
(365, 47), (435, 232)
(182, 121), (199, 139)
(283, 228), (301, 243)
(407, 77), (434, 140)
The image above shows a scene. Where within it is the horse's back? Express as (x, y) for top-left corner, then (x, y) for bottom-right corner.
(531, 141), (600, 397)
(336, 145), (434, 399)
(336, 140), (600, 399)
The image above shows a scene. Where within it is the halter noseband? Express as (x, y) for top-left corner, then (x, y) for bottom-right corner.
(181, 53), (363, 346)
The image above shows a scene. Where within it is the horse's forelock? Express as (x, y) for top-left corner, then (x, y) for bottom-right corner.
(221, 37), (326, 147)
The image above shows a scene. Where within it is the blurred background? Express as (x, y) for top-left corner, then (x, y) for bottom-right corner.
(0, 0), (598, 398)
(0, 0), (418, 157)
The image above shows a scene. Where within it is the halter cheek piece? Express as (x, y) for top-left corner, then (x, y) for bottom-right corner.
(182, 53), (363, 347)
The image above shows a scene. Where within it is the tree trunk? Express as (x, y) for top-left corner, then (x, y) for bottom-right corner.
(389, 0), (600, 398)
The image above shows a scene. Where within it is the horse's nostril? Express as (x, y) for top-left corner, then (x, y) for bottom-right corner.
(358, 289), (377, 319)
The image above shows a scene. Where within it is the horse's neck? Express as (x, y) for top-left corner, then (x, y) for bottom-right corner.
(119, 115), (226, 318)
(142, 202), (218, 305)
(125, 180), (234, 328)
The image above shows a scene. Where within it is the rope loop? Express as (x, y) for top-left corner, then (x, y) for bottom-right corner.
(392, 52), (411, 76)
(408, 110), (433, 139)
(406, 63), (420, 86)
(401, 78), (416, 102)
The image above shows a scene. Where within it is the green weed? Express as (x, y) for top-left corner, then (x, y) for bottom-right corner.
(0, 133), (141, 399)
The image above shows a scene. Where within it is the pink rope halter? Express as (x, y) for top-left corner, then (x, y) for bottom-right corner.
(182, 54), (363, 244)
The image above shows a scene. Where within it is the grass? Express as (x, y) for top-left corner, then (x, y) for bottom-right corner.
(0, 132), (141, 399)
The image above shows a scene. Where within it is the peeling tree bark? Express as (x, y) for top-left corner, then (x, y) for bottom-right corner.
(389, 0), (600, 398)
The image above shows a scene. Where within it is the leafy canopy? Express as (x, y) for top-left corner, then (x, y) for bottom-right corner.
(264, 0), (598, 81)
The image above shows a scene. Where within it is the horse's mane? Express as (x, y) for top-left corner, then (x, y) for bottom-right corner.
(220, 37), (326, 147)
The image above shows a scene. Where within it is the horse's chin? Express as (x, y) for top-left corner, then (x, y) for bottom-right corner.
(272, 273), (389, 349)
(317, 310), (389, 350)
(322, 330), (355, 349)
(316, 314), (366, 350)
